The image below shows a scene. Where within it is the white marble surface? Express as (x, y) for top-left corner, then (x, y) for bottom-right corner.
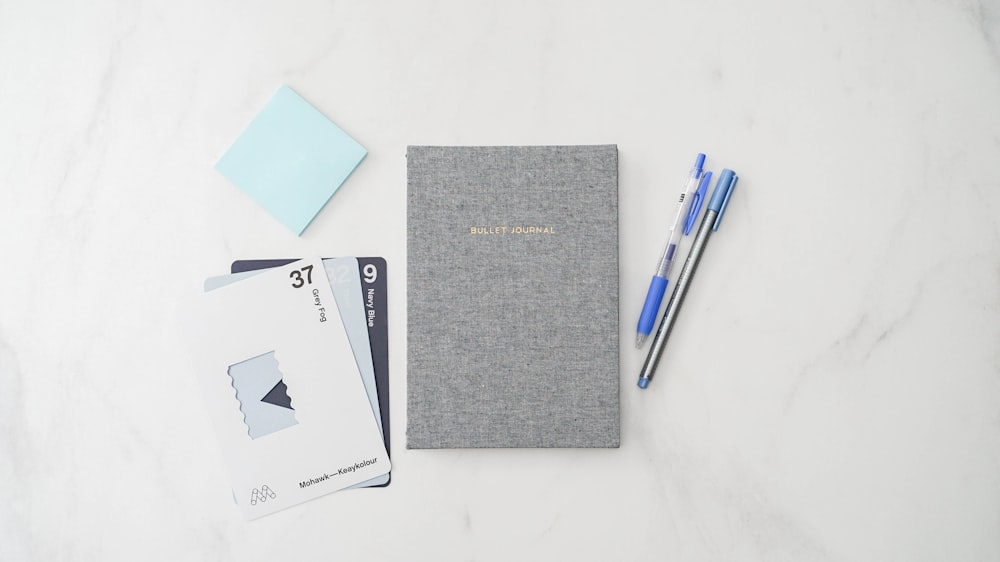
(2, 0), (999, 560)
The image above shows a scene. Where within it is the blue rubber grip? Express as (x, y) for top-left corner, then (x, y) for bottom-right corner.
(637, 276), (669, 336)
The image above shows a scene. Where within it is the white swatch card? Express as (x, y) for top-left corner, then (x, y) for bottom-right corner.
(179, 257), (390, 519)
(203, 257), (387, 487)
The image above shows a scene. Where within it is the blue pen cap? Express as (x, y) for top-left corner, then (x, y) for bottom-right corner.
(709, 169), (738, 231)
(683, 171), (712, 235)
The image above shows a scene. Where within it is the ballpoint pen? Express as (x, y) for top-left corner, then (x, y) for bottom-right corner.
(637, 168), (738, 389)
(635, 154), (709, 348)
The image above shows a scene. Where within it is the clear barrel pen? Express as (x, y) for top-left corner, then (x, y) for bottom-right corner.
(635, 154), (709, 348)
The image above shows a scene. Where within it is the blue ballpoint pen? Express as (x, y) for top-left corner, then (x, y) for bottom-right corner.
(635, 154), (709, 348)
(637, 168), (738, 389)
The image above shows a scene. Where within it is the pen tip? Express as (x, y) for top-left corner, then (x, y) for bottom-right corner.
(637, 378), (649, 389)
(635, 334), (647, 348)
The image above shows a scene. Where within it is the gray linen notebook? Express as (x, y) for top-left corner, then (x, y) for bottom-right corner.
(406, 145), (619, 448)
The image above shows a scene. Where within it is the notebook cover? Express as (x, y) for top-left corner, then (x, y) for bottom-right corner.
(406, 145), (620, 448)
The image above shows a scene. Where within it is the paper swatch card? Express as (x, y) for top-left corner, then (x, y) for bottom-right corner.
(206, 257), (389, 488)
(232, 257), (390, 473)
(180, 258), (389, 519)
(215, 85), (367, 235)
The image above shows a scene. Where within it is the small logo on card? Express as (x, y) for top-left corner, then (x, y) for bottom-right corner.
(250, 485), (276, 505)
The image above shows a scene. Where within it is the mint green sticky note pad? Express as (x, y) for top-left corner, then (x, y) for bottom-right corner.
(215, 85), (367, 235)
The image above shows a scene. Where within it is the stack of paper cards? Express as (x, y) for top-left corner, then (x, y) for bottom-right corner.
(180, 257), (390, 520)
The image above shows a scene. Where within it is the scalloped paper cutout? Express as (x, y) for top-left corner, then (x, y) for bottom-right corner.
(227, 351), (297, 439)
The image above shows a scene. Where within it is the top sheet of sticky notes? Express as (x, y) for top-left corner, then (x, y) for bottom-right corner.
(215, 85), (367, 235)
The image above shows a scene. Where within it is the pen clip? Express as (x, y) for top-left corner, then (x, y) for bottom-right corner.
(683, 171), (712, 235)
